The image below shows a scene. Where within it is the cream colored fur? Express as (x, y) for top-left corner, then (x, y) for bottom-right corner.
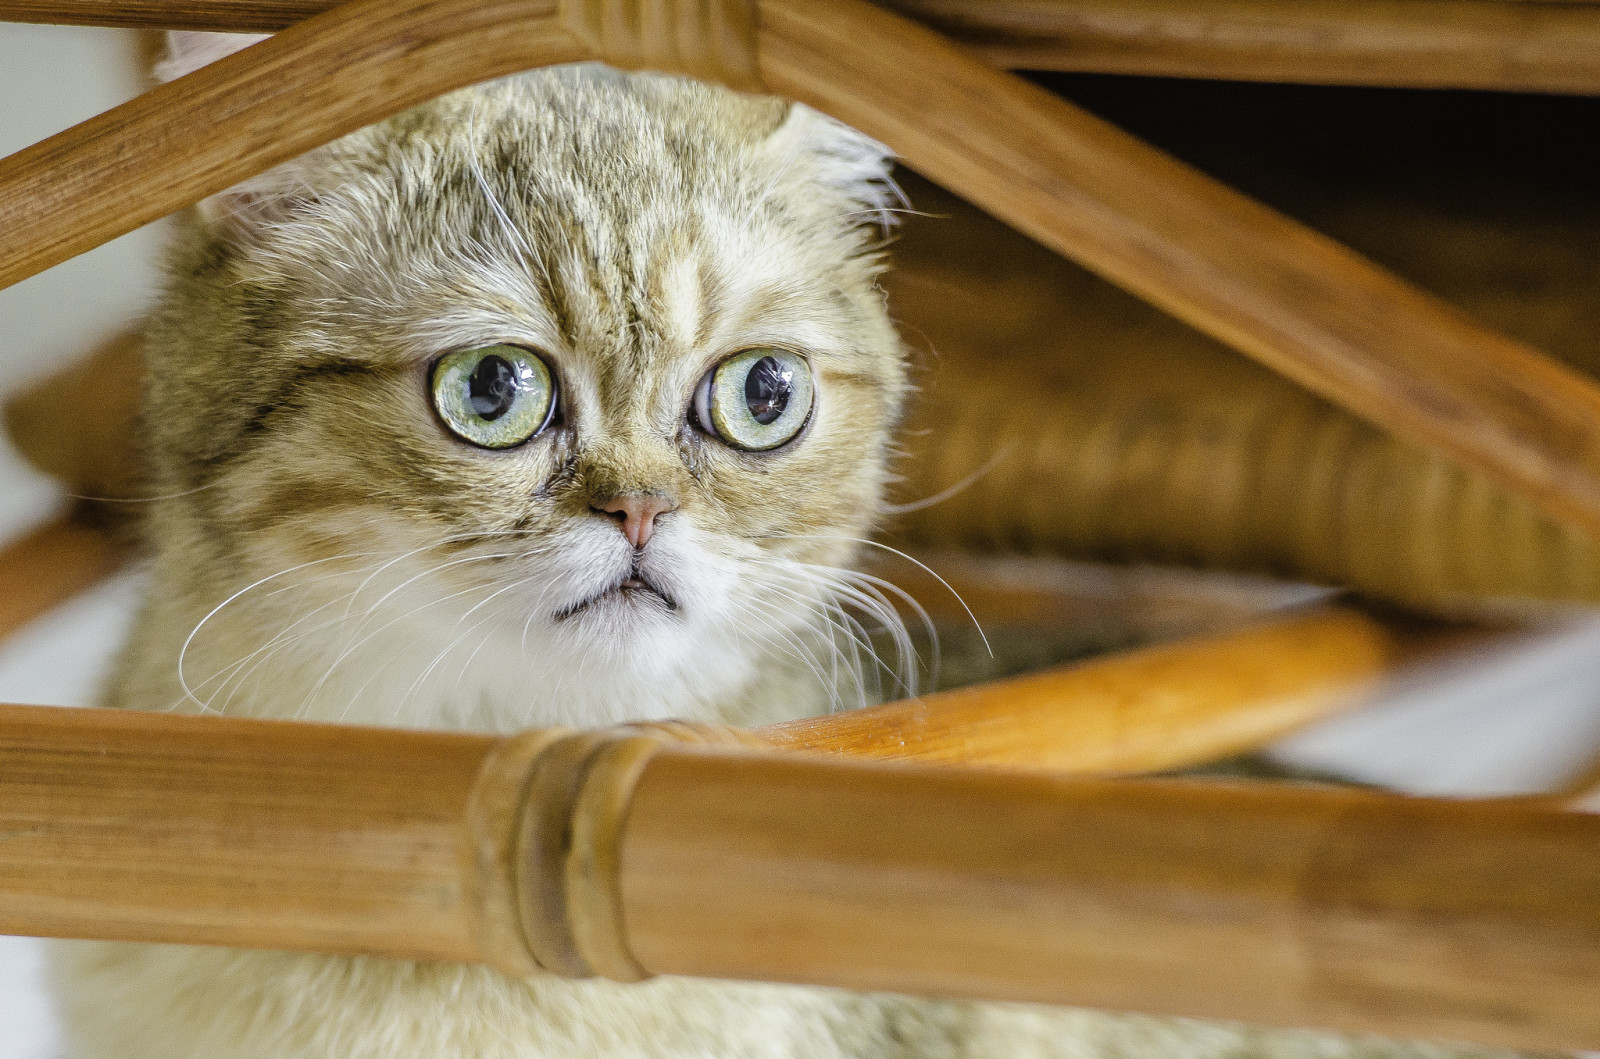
(50, 37), (1532, 1059)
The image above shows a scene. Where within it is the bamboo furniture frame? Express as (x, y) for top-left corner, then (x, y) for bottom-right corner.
(7, 698), (1600, 1051)
(6, 0), (1600, 1052)
(14, 0), (1600, 96)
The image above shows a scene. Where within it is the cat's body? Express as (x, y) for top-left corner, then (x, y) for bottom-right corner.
(49, 46), (1526, 1059)
(51, 57), (962, 1059)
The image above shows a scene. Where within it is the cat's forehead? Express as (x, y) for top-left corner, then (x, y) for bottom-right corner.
(273, 72), (889, 375)
(384, 208), (882, 429)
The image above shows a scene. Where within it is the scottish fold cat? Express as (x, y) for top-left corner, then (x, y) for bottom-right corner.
(49, 35), (1526, 1059)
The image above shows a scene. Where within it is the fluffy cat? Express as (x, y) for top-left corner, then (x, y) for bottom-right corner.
(49, 36), (1530, 1059)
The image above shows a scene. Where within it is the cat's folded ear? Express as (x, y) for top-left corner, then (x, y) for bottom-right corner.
(765, 103), (902, 235)
(156, 31), (326, 242)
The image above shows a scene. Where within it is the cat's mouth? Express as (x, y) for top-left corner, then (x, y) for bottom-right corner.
(553, 568), (679, 622)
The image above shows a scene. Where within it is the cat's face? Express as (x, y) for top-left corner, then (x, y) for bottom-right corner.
(142, 67), (907, 729)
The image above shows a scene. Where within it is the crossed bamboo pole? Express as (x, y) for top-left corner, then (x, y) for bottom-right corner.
(4, 680), (1600, 1053)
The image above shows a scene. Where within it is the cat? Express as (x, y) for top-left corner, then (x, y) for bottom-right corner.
(47, 34), (1531, 1059)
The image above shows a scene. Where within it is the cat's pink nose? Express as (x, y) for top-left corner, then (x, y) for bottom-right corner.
(592, 493), (677, 549)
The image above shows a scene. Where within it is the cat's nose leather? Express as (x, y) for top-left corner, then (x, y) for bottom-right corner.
(592, 493), (677, 549)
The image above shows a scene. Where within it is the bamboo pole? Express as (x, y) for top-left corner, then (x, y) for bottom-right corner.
(4, 700), (1600, 1050)
(884, 0), (1600, 94)
(622, 750), (1600, 1052)
(4, 0), (1600, 559)
(753, 605), (1464, 773)
(12, 0), (1600, 97)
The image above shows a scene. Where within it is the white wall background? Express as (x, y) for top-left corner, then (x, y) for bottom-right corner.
(0, 23), (158, 1058)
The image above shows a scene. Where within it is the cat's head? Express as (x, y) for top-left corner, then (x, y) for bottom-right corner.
(141, 42), (908, 729)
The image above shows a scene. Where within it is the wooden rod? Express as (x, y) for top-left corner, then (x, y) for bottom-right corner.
(0, 702), (502, 962)
(622, 747), (1600, 1052)
(12, 0), (1600, 97)
(6, 0), (1600, 557)
(0, 0), (586, 292)
(5, 702), (1600, 1050)
(754, 605), (1463, 773)
(886, 0), (1600, 95)
(0, 514), (126, 641)
(0, 0), (327, 27)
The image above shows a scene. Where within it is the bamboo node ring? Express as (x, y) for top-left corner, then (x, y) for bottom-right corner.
(557, 0), (761, 90)
(513, 727), (674, 981)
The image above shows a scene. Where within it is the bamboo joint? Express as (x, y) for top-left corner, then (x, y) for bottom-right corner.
(470, 722), (761, 982)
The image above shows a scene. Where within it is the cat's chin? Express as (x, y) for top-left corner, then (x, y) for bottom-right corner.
(552, 573), (679, 624)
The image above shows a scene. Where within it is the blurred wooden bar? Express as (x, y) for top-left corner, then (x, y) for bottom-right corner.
(4, 327), (145, 504)
(5, 700), (1600, 1050)
(12, 0), (1600, 97)
(881, 172), (1600, 615)
(757, 604), (1469, 774)
(0, 515), (127, 641)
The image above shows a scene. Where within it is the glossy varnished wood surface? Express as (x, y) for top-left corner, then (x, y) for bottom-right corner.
(0, 702), (497, 959)
(623, 748), (1600, 1050)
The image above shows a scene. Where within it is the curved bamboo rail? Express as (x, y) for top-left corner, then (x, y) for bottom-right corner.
(754, 605), (1459, 772)
(6, 0), (1600, 554)
(13, 0), (1600, 97)
(3, 699), (1600, 1051)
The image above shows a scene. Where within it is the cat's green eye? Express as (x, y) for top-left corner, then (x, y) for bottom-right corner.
(431, 344), (556, 449)
(693, 348), (814, 452)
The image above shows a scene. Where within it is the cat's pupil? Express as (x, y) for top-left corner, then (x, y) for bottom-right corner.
(744, 356), (792, 426)
(468, 354), (519, 421)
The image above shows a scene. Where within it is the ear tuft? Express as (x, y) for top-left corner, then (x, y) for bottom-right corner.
(154, 31), (269, 83)
(766, 103), (903, 233)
